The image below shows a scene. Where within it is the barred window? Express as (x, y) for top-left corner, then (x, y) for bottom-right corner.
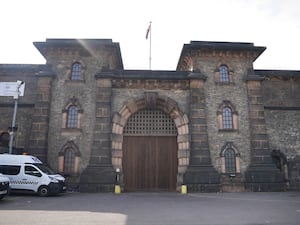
(219, 65), (229, 82)
(63, 148), (76, 174)
(67, 106), (78, 128)
(222, 107), (233, 129)
(124, 109), (177, 136)
(224, 148), (236, 173)
(71, 62), (82, 80)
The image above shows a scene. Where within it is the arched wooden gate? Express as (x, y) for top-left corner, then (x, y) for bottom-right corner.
(122, 109), (178, 191)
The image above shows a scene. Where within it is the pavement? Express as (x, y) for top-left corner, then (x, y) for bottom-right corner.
(0, 191), (300, 225)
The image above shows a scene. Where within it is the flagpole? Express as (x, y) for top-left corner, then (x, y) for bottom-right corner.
(149, 21), (152, 70)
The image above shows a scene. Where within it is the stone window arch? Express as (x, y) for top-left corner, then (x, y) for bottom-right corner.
(66, 61), (86, 82)
(214, 63), (234, 84)
(58, 141), (81, 176)
(62, 96), (83, 129)
(220, 142), (240, 174)
(217, 100), (238, 130)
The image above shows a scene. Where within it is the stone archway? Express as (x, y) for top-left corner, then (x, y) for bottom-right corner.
(111, 92), (189, 190)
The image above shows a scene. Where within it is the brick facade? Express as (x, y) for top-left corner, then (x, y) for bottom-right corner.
(0, 39), (299, 192)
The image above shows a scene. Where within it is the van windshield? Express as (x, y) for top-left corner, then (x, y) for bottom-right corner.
(33, 164), (56, 175)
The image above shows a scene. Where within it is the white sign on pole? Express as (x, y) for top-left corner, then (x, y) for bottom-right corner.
(0, 82), (25, 96)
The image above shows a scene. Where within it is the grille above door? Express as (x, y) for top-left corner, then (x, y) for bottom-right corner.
(124, 109), (177, 136)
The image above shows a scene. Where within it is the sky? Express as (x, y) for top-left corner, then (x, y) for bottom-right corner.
(0, 0), (299, 71)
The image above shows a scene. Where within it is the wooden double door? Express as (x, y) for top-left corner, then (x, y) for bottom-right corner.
(123, 136), (178, 192)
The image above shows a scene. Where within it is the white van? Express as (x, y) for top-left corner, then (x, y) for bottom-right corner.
(0, 173), (10, 199)
(0, 154), (66, 196)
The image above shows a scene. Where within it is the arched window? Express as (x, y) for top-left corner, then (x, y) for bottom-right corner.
(63, 147), (76, 174)
(217, 101), (238, 130)
(219, 65), (229, 83)
(58, 141), (81, 176)
(224, 148), (236, 173)
(62, 96), (83, 130)
(222, 107), (233, 129)
(220, 142), (240, 174)
(67, 106), (78, 128)
(71, 62), (82, 80)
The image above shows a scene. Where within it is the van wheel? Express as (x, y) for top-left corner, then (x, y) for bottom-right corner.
(38, 186), (49, 197)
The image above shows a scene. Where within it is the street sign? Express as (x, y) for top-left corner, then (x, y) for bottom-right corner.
(0, 82), (25, 96)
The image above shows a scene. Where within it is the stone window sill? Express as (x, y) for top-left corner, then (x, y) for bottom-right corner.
(61, 128), (82, 136)
(65, 80), (85, 85)
(214, 81), (235, 86)
(218, 129), (238, 132)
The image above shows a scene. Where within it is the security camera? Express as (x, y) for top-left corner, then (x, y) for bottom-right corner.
(17, 80), (24, 85)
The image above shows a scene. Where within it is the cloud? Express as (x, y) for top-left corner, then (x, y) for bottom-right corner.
(0, 0), (299, 70)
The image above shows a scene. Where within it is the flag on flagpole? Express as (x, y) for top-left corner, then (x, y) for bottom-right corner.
(146, 22), (151, 39)
(146, 22), (152, 69)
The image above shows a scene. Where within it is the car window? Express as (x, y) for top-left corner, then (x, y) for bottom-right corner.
(25, 166), (42, 177)
(34, 164), (56, 175)
(0, 165), (21, 175)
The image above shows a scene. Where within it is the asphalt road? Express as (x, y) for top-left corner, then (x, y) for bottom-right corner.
(0, 191), (300, 225)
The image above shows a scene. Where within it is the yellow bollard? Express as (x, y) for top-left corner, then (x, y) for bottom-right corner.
(181, 185), (187, 194)
(115, 185), (121, 194)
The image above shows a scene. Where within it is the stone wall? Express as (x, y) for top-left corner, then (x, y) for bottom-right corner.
(112, 88), (190, 114)
(262, 76), (300, 107)
(0, 106), (34, 152)
(192, 53), (253, 174)
(42, 40), (123, 181)
(0, 65), (44, 154)
(46, 55), (102, 172)
(265, 110), (300, 159)
(262, 76), (300, 190)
